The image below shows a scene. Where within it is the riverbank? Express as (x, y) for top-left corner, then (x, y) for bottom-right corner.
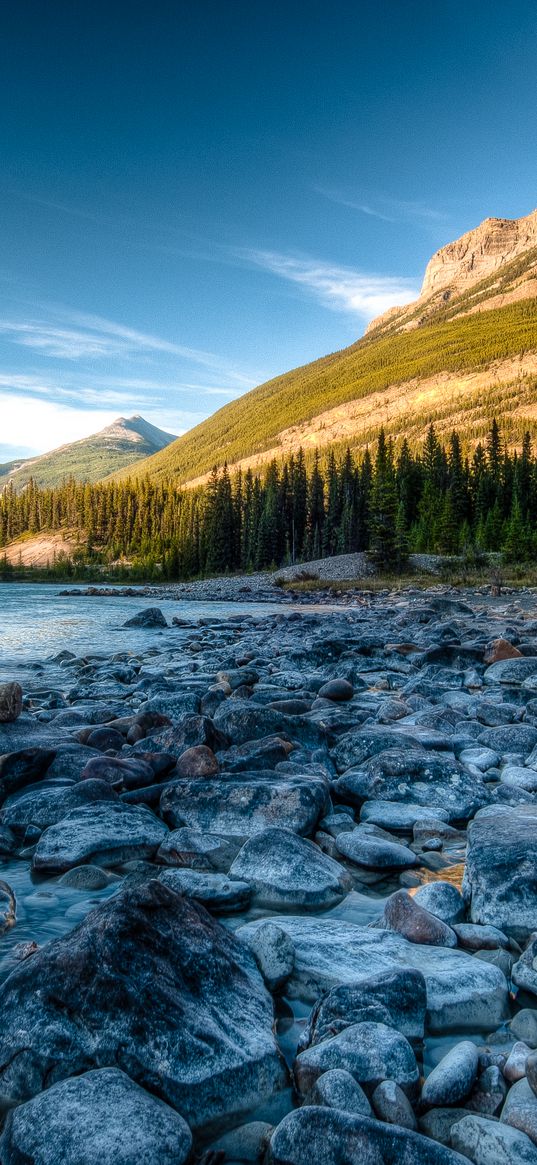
(0, 591), (537, 1159)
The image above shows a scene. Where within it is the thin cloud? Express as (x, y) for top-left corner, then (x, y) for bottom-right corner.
(243, 249), (418, 319)
(318, 187), (446, 224)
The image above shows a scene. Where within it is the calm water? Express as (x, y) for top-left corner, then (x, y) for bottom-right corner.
(0, 582), (283, 678)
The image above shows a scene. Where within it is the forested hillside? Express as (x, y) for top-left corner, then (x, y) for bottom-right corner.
(2, 421), (536, 578)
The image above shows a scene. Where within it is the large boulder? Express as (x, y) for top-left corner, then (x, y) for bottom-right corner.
(0, 880), (287, 1130)
(239, 915), (508, 1033)
(0, 1068), (192, 1165)
(298, 967), (427, 1048)
(451, 1112), (537, 1164)
(0, 748), (56, 803)
(32, 801), (168, 871)
(123, 607), (168, 627)
(160, 775), (329, 838)
(464, 804), (537, 941)
(293, 1021), (419, 1099)
(334, 749), (488, 821)
(1, 779), (117, 835)
(267, 1107), (469, 1165)
(229, 827), (351, 909)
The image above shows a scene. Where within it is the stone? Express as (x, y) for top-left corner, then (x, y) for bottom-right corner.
(160, 775), (329, 839)
(526, 1051), (537, 1098)
(241, 921), (295, 992)
(298, 967), (427, 1048)
(176, 744), (219, 777)
(0, 1068), (192, 1165)
(158, 867), (251, 912)
(209, 1121), (274, 1162)
(451, 1113), (537, 1164)
(1, 778), (116, 835)
(371, 1079), (417, 1129)
(511, 1010), (537, 1048)
(293, 1021), (419, 1099)
(420, 1108), (473, 1146)
(421, 1041), (480, 1108)
(303, 1069), (372, 1116)
(465, 805), (537, 941)
(505, 1041), (532, 1082)
(466, 1064), (507, 1115)
(484, 638), (523, 664)
(239, 916), (508, 1033)
(360, 800), (449, 831)
(229, 827), (351, 910)
(32, 801), (168, 871)
(412, 882), (466, 925)
(0, 748), (56, 802)
(0, 683), (23, 723)
(334, 748), (489, 821)
(86, 726), (125, 752)
(267, 1107), (469, 1165)
(477, 724), (537, 758)
(453, 922), (509, 951)
(59, 864), (113, 890)
(123, 607), (168, 627)
(335, 829), (418, 870)
(500, 765), (537, 792)
(0, 880), (287, 1130)
(156, 826), (233, 871)
(80, 755), (155, 789)
(501, 1077), (537, 1145)
(378, 890), (457, 947)
(318, 679), (354, 701)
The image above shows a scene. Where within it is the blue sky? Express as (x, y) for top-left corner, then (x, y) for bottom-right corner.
(2, 0), (537, 458)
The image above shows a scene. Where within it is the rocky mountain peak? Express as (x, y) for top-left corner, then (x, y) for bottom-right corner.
(420, 208), (537, 297)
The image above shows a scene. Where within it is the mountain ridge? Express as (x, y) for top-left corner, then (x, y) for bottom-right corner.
(0, 414), (177, 491)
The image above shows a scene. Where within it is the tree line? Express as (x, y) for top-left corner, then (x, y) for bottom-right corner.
(1, 421), (536, 579)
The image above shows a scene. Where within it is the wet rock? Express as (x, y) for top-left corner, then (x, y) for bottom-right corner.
(219, 736), (292, 773)
(0, 748), (56, 802)
(331, 728), (425, 772)
(335, 829), (418, 870)
(156, 826), (233, 871)
(213, 700), (323, 749)
(477, 724), (537, 758)
(59, 864), (113, 890)
(0, 1067), (192, 1165)
(229, 827), (351, 910)
(294, 1020), (419, 1099)
(371, 1079), (417, 1129)
(0, 880), (287, 1129)
(412, 882), (466, 925)
(360, 800), (449, 831)
(500, 765), (537, 792)
(32, 801), (168, 871)
(466, 1064), (507, 1115)
(123, 607), (168, 627)
(419, 1108), (473, 1146)
(176, 744), (219, 777)
(86, 726), (125, 752)
(240, 916), (507, 1032)
(318, 679), (354, 702)
(513, 936), (537, 996)
(378, 890), (457, 947)
(1, 778), (116, 835)
(158, 867), (251, 912)
(241, 921), (295, 992)
(451, 1112), (537, 1164)
(160, 775), (329, 839)
(80, 755), (155, 790)
(298, 967), (427, 1048)
(504, 1041), (532, 1082)
(453, 922), (509, 951)
(209, 1120), (273, 1162)
(335, 749), (488, 821)
(526, 1050), (537, 1097)
(465, 805), (537, 941)
(421, 1041), (479, 1108)
(303, 1069), (372, 1116)
(501, 1077), (537, 1145)
(267, 1106), (469, 1165)
(511, 1009), (537, 1048)
(0, 880), (15, 933)
(0, 683), (23, 724)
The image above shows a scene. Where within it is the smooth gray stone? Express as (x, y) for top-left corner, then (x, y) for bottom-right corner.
(451, 1113), (537, 1164)
(422, 1041), (479, 1108)
(334, 749), (489, 821)
(420, 1108), (473, 1146)
(477, 724), (537, 758)
(303, 1069), (372, 1116)
(209, 1121), (274, 1162)
(298, 967), (426, 1049)
(156, 826), (233, 872)
(335, 829), (418, 870)
(0, 880), (287, 1131)
(267, 1107), (470, 1165)
(239, 916), (508, 1033)
(32, 801), (168, 871)
(453, 922), (509, 951)
(158, 868), (251, 912)
(501, 1077), (537, 1145)
(465, 1064), (506, 1116)
(511, 1010), (537, 1048)
(160, 776), (329, 839)
(465, 805), (537, 941)
(1, 779), (116, 834)
(504, 1041), (532, 1082)
(360, 800), (449, 830)
(412, 882), (466, 925)
(371, 1079), (417, 1129)
(294, 1021), (419, 1099)
(229, 827), (351, 910)
(241, 922), (295, 992)
(0, 1068), (192, 1165)
(484, 658), (537, 685)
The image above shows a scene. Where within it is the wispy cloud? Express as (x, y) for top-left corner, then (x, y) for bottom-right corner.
(317, 187), (446, 224)
(243, 249), (418, 320)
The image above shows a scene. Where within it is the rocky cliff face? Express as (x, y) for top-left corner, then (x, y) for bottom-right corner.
(420, 209), (537, 297)
(367, 208), (537, 335)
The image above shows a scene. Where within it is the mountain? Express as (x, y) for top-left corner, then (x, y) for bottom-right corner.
(0, 415), (177, 491)
(110, 210), (537, 486)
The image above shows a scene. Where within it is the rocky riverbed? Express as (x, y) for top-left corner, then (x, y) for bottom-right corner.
(2, 591), (537, 1162)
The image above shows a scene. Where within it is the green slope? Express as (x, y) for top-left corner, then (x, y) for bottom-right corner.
(112, 296), (537, 484)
